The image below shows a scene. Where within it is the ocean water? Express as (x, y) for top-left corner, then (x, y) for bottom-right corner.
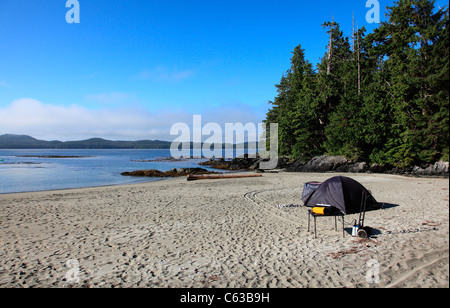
(0, 149), (211, 194)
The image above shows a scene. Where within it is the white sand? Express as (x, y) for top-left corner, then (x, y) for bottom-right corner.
(0, 172), (448, 288)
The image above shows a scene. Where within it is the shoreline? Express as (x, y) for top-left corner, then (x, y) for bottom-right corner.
(1, 168), (447, 197)
(0, 172), (448, 288)
(0, 177), (170, 197)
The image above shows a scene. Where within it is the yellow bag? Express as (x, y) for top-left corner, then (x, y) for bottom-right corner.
(312, 207), (326, 215)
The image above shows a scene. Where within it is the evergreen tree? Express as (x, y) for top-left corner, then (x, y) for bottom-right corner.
(265, 45), (317, 157)
(264, 0), (449, 168)
(318, 21), (369, 161)
(369, 0), (449, 166)
(290, 47), (321, 159)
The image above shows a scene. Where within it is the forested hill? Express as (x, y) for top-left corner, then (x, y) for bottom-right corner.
(265, 0), (449, 168)
(0, 134), (172, 149)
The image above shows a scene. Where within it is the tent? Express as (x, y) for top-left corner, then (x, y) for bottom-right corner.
(302, 176), (380, 215)
(301, 181), (322, 200)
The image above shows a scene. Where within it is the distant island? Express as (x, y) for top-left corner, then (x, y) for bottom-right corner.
(0, 134), (259, 151)
(0, 134), (172, 149)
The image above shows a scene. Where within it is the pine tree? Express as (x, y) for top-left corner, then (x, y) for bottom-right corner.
(290, 49), (320, 159)
(264, 0), (448, 167)
(369, 0), (449, 167)
(318, 21), (362, 160)
(265, 45), (317, 158)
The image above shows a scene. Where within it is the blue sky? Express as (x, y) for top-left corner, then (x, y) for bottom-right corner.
(0, 0), (448, 141)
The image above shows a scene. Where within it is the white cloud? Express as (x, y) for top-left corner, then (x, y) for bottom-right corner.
(0, 98), (266, 142)
(0, 98), (174, 141)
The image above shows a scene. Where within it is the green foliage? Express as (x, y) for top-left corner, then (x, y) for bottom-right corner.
(265, 0), (449, 168)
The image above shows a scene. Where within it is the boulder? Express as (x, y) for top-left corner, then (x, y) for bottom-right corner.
(286, 159), (307, 172)
(347, 162), (369, 173)
(298, 155), (351, 172)
(369, 163), (387, 173)
(411, 161), (449, 176)
(434, 161), (449, 174)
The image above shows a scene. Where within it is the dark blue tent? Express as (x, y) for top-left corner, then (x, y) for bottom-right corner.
(301, 181), (322, 200)
(302, 176), (380, 215)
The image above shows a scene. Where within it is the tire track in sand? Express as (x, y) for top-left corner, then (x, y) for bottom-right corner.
(243, 190), (304, 229)
(384, 249), (449, 288)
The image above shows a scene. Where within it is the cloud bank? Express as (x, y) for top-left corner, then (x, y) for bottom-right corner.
(0, 98), (266, 142)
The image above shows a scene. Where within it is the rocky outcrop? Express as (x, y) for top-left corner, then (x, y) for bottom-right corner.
(368, 163), (388, 173)
(199, 157), (261, 170)
(289, 155), (349, 172)
(200, 155), (448, 177)
(121, 168), (221, 178)
(286, 155), (368, 173)
(411, 161), (449, 176)
(200, 156), (292, 171)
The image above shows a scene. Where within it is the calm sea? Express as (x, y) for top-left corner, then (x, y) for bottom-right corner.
(0, 149), (211, 194)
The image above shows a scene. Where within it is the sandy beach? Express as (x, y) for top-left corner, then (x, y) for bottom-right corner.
(0, 172), (448, 288)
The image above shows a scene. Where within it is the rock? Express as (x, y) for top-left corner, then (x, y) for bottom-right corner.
(433, 161), (449, 174)
(348, 162), (369, 173)
(178, 168), (212, 174)
(121, 168), (221, 178)
(201, 155), (295, 171)
(369, 163), (387, 173)
(286, 159), (307, 172)
(307, 155), (351, 172)
(249, 160), (261, 170)
(276, 157), (292, 169)
(386, 167), (408, 175)
(199, 154), (449, 177)
(200, 157), (261, 170)
(291, 155), (351, 172)
(411, 161), (449, 176)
